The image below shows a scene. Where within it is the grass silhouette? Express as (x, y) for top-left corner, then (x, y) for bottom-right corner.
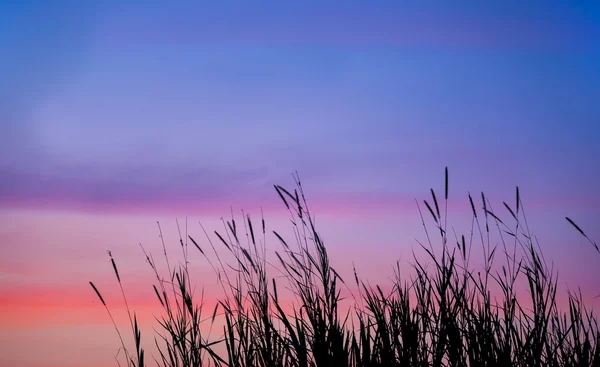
(90, 169), (599, 367)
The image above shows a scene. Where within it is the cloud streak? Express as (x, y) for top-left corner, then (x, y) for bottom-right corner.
(97, 2), (596, 52)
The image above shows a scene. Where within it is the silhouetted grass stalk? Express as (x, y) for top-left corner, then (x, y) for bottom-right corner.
(91, 169), (599, 367)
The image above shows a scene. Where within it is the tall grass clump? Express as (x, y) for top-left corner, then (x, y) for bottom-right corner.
(90, 169), (599, 367)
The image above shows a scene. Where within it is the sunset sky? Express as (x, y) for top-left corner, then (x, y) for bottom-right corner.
(1, 1), (600, 366)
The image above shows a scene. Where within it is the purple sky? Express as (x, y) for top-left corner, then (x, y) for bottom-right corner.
(2, 1), (599, 213)
(1, 2), (599, 366)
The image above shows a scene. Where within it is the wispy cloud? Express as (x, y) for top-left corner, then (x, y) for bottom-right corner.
(0, 161), (272, 213)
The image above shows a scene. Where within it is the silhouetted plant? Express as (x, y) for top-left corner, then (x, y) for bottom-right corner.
(91, 169), (599, 367)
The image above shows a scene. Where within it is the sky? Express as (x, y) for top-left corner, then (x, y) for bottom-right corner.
(1, 1), (600, 366)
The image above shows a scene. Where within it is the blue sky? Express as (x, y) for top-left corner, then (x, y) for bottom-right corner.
(2, 1), (599, 211)
(1, 2), (600, 366)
